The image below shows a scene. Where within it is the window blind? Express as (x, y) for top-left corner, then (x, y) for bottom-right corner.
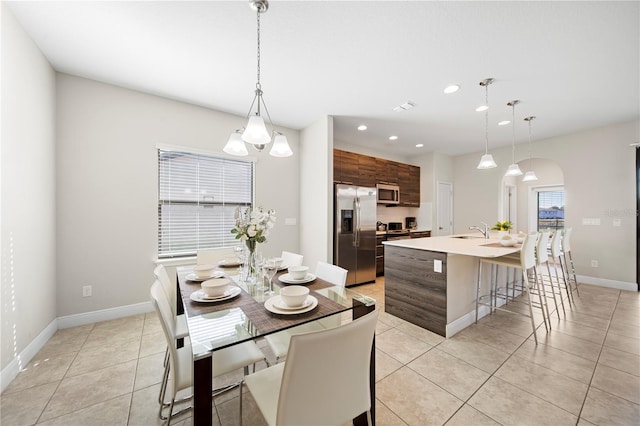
(537, 190), (565, 231)
(158, 149), (253, 258)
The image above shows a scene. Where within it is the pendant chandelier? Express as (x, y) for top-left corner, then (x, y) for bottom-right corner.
(505, 100), (523, 177)
(522, 116), (539, 182)
(477, 78), (497, 169)
(223, 0), (293, 158)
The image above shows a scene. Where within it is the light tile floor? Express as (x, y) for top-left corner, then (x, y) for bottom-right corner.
(1, 280), (639, 425)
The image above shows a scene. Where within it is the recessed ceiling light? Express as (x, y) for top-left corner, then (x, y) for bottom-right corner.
(444, 84), (460, 94)
(416, 144), (424, 148)
(476, 105), (488, 112)
(357, 125), (367, 131)
(498, 120), (510, 126)
(389, 135), (398, 141)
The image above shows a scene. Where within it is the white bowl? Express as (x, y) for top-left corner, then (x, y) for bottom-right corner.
(201, 278), (231, 297)
(194, 264), (216, 278)
(288, 265), (309, 280)
(280, 285), (310, 308)
(499, 238), (517, 247)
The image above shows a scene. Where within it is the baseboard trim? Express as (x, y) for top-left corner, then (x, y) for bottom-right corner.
(57, 301), (154, 329)
(2, 301), (154, 392)
(1, 318), (57, 393)
(577, 275), (637, 292)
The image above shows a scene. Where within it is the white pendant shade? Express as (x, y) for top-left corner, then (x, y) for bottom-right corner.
(505, 163), (523, 176)
(223, 131), (249, 156)
(477, 154), (497, 169)
(269, 133), (293, 157)
(242, 116), (272, 145)
(522, 170), (538, 182)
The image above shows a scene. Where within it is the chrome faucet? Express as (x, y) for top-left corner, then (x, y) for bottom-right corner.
(469, 222), (490, 239)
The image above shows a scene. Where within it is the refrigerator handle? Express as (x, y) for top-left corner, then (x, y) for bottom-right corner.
(354, 196), (360, 247)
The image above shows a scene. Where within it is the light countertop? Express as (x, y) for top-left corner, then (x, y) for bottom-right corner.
(382, 234), (521, 258)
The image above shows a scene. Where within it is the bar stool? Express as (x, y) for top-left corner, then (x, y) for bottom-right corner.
(549, 230), (574, 306)
(476, 233), (550, 344)
(561, 228), (580, 298)
(535, 231), (564, 317)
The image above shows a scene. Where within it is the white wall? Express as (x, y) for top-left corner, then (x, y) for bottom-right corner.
(55, 74), (300, 317)
(453, 120), (639, 287)
(1, 4), (57, 372)
(299, 116), (332, 268)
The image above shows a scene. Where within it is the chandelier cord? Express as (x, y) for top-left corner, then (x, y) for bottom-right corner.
(512, 103), (516, 162)
(256, 8), (261, 90)
(484, 84), (489, 154)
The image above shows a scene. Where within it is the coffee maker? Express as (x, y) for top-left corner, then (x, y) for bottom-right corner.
(405, 217), (417, 230)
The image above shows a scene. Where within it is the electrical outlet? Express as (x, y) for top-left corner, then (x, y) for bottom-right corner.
(434, 259), (442, 273)
(82, 285), (92, 297)
(591, 260), (599, 268)
(613, 218), (621, 227)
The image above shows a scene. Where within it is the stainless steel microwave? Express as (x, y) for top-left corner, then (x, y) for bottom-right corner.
(376, 183), (400, 204)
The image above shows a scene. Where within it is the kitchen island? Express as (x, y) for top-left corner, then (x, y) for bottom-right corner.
(382, 235), (521, 337)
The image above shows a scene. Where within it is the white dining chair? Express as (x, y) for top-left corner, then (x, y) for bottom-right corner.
(244, 310), (379, 426)
(264, 260), (349, 362)
(197, 247), (236, 266)
(153, 264), (189, 406)
(280, 250), (303, 267)
(315, 261), (348, 287)
(150, 280), (268, 425)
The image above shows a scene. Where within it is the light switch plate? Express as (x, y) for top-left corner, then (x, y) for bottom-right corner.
(582, 218), (601, 226)
(613, 218), (621, 227)
(434, 259), (442, 273)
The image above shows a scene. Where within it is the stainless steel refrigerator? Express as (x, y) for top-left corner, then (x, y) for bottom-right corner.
(334, 184), (377, 286)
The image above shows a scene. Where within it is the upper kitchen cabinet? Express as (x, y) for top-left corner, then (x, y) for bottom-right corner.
(334, 149), (359, 184)
(376, 158), (398, 185)
(358, 154), (377, 187)
(333, 149), (420, 206)
(404, 164), (421, 206)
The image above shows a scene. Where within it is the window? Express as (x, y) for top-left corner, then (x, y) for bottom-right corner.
(158, 149), (254, 258)
(536, 188), (565, 231)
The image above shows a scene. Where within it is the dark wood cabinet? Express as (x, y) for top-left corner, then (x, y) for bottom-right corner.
(410, 231), (431, 238)
(333, 149), (420, 206)
(376, 234), (386, 276)
(334, 149), (359, 184)
(358, 154), (377, 187)
(376, 158), (398, 185)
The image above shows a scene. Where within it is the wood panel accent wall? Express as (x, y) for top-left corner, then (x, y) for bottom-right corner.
(384, 245), (447, 336)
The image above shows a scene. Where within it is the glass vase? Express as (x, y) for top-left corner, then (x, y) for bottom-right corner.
(245, 240), (258, 284)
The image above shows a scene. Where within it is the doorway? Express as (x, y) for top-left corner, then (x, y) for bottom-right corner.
(436, 181), (453, 236)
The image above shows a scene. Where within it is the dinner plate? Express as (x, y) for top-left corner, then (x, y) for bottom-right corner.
(190, 287), (241, 303)
(186, 271), (225, 281)
(218, 258), (241, 267)
(278, 273), (317, 285)
(265, 295), (318, 315)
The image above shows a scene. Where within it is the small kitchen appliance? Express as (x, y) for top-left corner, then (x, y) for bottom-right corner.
(406, 217), (417, 230)
(388, 222), (403, 231)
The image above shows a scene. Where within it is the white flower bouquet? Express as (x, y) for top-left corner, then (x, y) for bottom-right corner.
(231, 206), (277, 252)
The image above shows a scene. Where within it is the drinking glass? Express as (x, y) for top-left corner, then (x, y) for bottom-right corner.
(264, 258), (278, 296)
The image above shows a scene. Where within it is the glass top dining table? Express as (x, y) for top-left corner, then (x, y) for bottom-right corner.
(175, 264), (377, 425)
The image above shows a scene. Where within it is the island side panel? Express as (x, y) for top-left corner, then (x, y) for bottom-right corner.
(384, 245), (447, 336)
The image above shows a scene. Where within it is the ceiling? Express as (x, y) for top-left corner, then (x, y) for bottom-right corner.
(7, 1), (639, 157)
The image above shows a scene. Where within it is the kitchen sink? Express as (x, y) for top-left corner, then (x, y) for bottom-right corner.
(450, 235), (483, 239)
